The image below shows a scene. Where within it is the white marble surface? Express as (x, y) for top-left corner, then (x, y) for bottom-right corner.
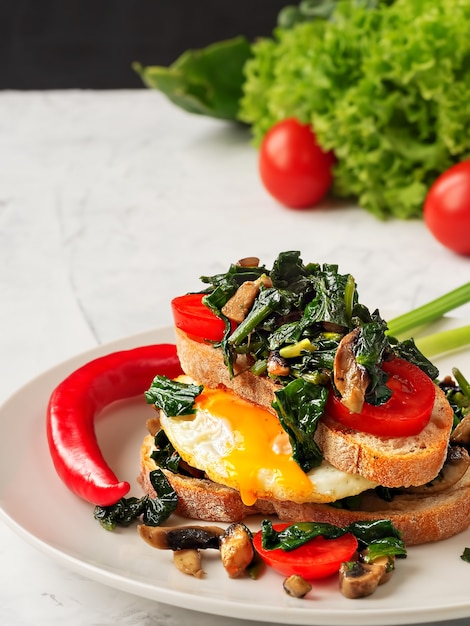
(0, 89), (469, 626)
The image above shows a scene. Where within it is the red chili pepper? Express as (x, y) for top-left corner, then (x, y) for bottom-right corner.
(46, 343), (183, 506)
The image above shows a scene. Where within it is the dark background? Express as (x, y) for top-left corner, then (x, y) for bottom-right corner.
(0, 0), (288, 89)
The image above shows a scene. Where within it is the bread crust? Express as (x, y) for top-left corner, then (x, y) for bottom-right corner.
(139, 434), (470, 546)
(175, 329), (454, 487)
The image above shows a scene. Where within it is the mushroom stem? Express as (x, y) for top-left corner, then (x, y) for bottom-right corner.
(283, 574), (312, 598)
(173, 549), (205, 578)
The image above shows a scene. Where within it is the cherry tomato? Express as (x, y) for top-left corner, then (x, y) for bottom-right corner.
(424, 160), (470, 256)
(253, 524), (358, 580)
(171, 293), (227, 342)
(259, 118), (335, 209)
(326, 357), (436, 437)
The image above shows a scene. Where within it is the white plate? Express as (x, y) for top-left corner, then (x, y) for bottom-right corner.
(1, 324), (470, 626)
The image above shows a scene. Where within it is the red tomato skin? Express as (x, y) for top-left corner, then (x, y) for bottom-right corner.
(253, 524), (358, 580)
(424, 160), (470, 256)
(259, 118), (335, 209)
(171, 293), (228, 342)
(326, 357), (436, 438)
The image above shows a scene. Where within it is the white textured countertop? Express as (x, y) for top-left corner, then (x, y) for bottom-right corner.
(0, 90), (469, 626)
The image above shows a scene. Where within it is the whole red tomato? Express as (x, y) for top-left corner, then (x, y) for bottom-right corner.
(423, 160), (470, 256)
(259, 118), (335, 209)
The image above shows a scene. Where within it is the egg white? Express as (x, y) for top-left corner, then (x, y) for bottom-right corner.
(159, 381), (377, 506)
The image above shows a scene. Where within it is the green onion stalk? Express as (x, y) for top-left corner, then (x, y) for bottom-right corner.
(386, 282), (470, 358)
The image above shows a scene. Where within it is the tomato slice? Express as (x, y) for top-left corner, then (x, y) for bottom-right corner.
(253, 524), (358, 580)
(326, 357), (436, 437)
(171, 293), (227, 342)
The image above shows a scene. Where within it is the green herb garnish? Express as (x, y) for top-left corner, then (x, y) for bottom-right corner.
(145, 375), (203, 416)
(94, 469), (177, 531)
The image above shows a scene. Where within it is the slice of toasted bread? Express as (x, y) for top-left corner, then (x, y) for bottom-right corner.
(139, 434), (470, 546)
(174, 329), (454, 487)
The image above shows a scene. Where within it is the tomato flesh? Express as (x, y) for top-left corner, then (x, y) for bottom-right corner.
(424, 160), (470, 256)
(259, 118), (335, 209)
(171, 293), (227, 342)
(327, 357), (436, 437)
(253, 524), (358, 580)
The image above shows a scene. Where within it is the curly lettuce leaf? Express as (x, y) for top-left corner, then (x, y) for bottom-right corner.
(134, 36), (251, 121)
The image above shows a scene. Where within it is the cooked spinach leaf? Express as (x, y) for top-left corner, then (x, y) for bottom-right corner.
(262, 520), (345, 551)
(461, 547), (470, 563)
(298, 264), (354, 330)
(151, 429), (185, 474)
(93, 470), (178, 530)
(94, 496), (149, 531)
(355, 315), (392, 405)
(143, 469), (178, 526)
(272, 378), (327, 472)
(393, 338), (439, 380)
(145, 375), (203, 416)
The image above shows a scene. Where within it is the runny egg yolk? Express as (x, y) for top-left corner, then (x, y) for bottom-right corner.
(190, 387), (314, 506)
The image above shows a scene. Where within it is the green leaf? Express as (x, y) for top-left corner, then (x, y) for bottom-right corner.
(143, 469), (178, 526)
(261, 519), (345, 551)
(93, 470), (178, 530)
(145, 375), (202, 416)
(394, 338), (439, 380)
(272, 378), (327, 472)
(461, 547), (470, 563)
(133, 36), (252, 121)
(298, 264), (354, 330)
(151, 429), (185, 474)
(94, 497), (148, 531)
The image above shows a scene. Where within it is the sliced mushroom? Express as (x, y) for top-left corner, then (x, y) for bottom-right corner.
(451, 414), (470, 445)
(173, 549), (205, 578)
(267, 350), (290, 377)
(339, 552), (395, 599)
(339, 561), (382, 599)
(219, 523), (254, 579)
(283, 574), (312, 598)
(333, 328), (370, 413)
(138, 524), (224, 550)
(405, 446), (470, 494)
(221, 275), (273, 323)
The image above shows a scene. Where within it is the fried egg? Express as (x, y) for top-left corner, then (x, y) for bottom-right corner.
(159, 377), (377, 506)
